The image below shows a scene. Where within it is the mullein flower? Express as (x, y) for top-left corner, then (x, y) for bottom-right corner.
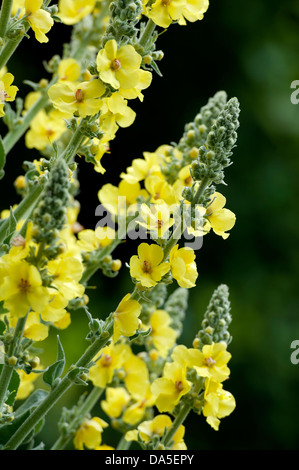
(99, 93), (136, 139)
(145, 309), (177, 358)
(47, 256), (85, 301)
(169, 245), (198, 288)
(25, 0), (54, 43)
(205, 192), (236, 239)
(0, 260), (50, 319)
(202, 379), (236, 430)
(138, 203), (174, 239)
(48, 78), (106, 118)
(175, 342), (231, 382)
(125, 414), (187, 449)
(101, 387), (131, 419)
(98, 180), (148, 217)
(77, 227), (115, 252)
(112, 293), (141, 342)
(129, 243), (170, 288)
(25, 109), (66, 150)
(89, 343), (132, 388)
(151, 361), (191, 412)
(178, 0), (209, 25)
(96, 39), (143, 91)
(145, 0), (186, 28)
(57, 0), (97, 25)
(0, 73), (18, 117)
(57, 58), (81, 82)
(73, 417), (108, 450)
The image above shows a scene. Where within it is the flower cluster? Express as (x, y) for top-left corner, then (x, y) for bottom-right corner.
(0, 0), (239, 452)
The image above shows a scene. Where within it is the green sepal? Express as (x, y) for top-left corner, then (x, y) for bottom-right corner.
(43, 336), (65, 387)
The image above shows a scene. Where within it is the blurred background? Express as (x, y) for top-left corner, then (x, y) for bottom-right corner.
(1, 0), (299, 450)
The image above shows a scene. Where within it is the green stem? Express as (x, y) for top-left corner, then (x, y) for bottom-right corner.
(0, 0), (13, 39)
(0, 182), (44, 245)
(0, 314), (28, 411)
(162, 380), (203, 448)
(59, 119), (87, 164)
(3, 83), (56, 155)
(51, 386), (104, 450)
(4, 319), (114, 450)
(139, 19), (156, 49)
(116, 435), (132, 450)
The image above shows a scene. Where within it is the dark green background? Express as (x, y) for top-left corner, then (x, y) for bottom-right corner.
(1, 0), (299, 450)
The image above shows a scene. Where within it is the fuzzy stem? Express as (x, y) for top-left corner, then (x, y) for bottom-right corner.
(162, 380), (203, 448)
(3, 82), (56, 155)
(0, 0), (13, 39)
(51, 386), (104, 450)
(139, 19), (156, 49)
(0, 314), (28, 411)
(116, 435), (132, 450)
(4, 319), (114, 450)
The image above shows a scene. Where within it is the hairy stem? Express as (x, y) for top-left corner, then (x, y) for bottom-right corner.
(4, 319), (114, 450)
(51, 386), (104, 450)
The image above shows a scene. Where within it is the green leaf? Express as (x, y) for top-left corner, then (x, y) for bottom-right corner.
(0, 390), (48, 447)
(0, 365), (20, 406)
(43, 336), (65, 387)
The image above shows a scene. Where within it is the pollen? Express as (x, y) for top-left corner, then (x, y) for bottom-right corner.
(18, 278), (31, 293)
(205, 356), (216, 367)
(175, 380), (184, 392)
(75, 88), (85, 102)
(111, 58), (121, 70)
(142, 260), (152, 273)
(102, 354), (113, 367)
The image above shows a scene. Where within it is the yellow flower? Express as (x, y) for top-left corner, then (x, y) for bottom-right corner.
(146, 0), (186, 28)
(122, 385), (155, 425)
(58, 0), (96, 25)
(10, 311), (49, 341)
(89, 343), (131, 388)
(25, 109), (66, 150)
(205, 192), (236, 239)
(25, 0), (54, 43)
(101, 387), (131, 419)
(138, 203), (174, 239)
(47, 256), (85, 301)
(151, 361), (191, 412)
(129, 243), (170, 288)
(203, 379), (236, 430)
(39, 290), (69, 323)
(178, 0), (209, 25)
(77, 226), (115, 252)
(125, 414), (186, 450)
(112, 293), (141, 343)
(0, 260), (50, 319)
(73, 417), (108, 450)
(181, 342), (231, 382)
(16, 369), (39, 400)
(169, 244), (198, 288)
(120, 151), (162, 184)
(118, 69), (152, 101)
(0, 73), (18, 117)
(145, 174), (177, 205)
(99, 93), (136, 140)
(147, 309), (177, 357)
(48, 78), (105, 118)
(98, 180), (148, 217)
(96, 39), (143, 91)
(57, 58), (81, 82)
